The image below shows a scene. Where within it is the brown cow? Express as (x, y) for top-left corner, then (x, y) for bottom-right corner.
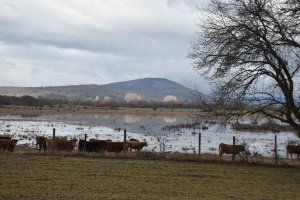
(286, 145), (300, 159)
(0, 139), (18, 152)
(219, 143), (246, 160)
(126, 141), (147, 152)
(105, 141), (127, 153)
(34, 136), (48, 151)
(47, 138), (77, 152)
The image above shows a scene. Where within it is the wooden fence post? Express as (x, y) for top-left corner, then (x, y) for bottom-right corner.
(124, 129), (127, 142)
(198, 132), (201, 155)
(275, 135), (278, 165)
(232, 136), (236, 161)
(123, 129), (127, 156)
(52, 128), (56, 152)
(84, 134), (87, 154)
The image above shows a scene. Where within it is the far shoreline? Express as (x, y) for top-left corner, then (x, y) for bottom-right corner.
(0, 105), (203, 116)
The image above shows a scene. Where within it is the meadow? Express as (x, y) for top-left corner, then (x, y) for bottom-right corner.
(1, 152), (300, 200)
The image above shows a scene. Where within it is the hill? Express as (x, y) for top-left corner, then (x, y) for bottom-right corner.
(0, 78), (199, 101)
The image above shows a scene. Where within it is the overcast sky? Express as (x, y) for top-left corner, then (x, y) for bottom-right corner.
(0, 0), (209, 93)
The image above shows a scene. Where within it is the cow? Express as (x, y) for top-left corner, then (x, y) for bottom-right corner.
(219, 143), (246, 160)
(33, 136), (48, 151)
(46, 138), (77, 152)
(78, 140), (106, 153)
(105, 141), (128, 153)
(286, 144), (300, 159)
(0, 139), (18, 152)
(126, 141), (148, 152)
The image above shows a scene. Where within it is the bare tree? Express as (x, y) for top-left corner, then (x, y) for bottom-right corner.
(189, 0), (300, 136)
(284, 0), (300, 17)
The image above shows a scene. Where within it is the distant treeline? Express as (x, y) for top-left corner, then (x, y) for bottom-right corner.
(0, 95), (204, 109)
(0, 95), (68, 107)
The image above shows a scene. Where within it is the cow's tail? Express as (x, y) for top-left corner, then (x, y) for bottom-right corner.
(219, 143), (223, 157)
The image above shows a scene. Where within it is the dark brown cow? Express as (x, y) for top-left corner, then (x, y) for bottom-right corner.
(219, 143), (246, 160)
(34, 136), (48, 151)
(78, 140), (106, 153)
(286, 145), (300, 158)
(126, 141), (147, 152)
(0, 139), (18, 152)
(47, 138), (77, 152)
(105, 141), (127, 153)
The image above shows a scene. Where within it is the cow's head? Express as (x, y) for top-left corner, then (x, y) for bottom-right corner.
(11, 139), (18, 145)
(238, 144), (246, 152)
(8, 139), (18, 152)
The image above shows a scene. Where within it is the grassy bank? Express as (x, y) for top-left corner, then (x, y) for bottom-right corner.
(1, 153), (300, 200)
(0, 105), (200, 115)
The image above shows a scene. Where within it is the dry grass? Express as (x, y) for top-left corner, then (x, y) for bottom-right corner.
(1, 151), (300, 200)
(0, 105), (199, 116)
(232, 123), (295, 133)
(14, 145), (300, 167)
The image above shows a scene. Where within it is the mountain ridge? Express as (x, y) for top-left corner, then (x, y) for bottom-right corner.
(0, 78), (200, 101)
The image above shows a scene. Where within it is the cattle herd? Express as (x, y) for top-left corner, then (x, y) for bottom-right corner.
(0, 135), (300, 159)
(32, 136), (148, 154)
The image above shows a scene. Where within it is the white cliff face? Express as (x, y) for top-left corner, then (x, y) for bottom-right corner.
(124, 93), (142, 102)
(103, 96), (112, 102)
(95, 96), (112, 102)
(163, 95), (177, 102)
(95, 96), (101, 101)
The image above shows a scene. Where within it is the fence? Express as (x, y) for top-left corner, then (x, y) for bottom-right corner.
(44, 128), (289, 165)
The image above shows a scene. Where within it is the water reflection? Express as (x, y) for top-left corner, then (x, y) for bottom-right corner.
(163, 116), (177, 123)
(0, 113), (193, 135)
(124, 115), (140, 124)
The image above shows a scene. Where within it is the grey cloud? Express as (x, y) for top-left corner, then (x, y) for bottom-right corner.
(0, 0), (209, 93)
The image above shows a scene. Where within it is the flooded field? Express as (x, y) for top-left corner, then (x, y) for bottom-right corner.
(0, 113), (299, 158)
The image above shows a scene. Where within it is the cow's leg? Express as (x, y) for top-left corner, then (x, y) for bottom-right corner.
(41, 141), (46, 151)
(219, 150), (223, 158)
(232, 154), (236, 161)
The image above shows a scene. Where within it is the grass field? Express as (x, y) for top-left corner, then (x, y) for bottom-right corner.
(1, 153), (300, 200)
